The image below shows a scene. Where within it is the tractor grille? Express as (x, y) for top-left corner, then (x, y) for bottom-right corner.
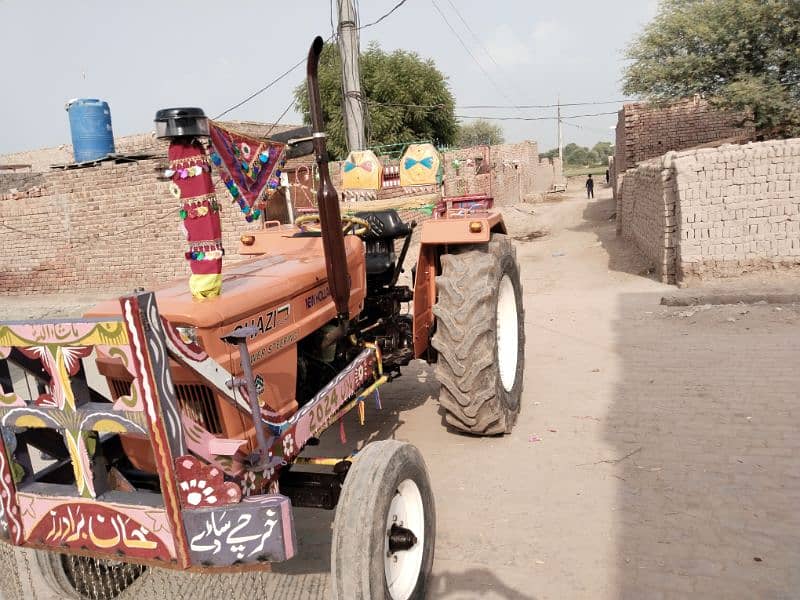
(108, 379), (222, 435)
(177, 383), (223, 434)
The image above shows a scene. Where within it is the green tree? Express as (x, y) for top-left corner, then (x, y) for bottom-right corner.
(540, 142), (614, 166)
(294, 41), (457, 159)
(591, 142), (614, 162)
(539, 147), (559, 160)
(455, 119), (505, 147)
(623, 0), (800, 136)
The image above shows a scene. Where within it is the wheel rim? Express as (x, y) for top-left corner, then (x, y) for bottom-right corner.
(384, 479), (425, 600)
(496, 274), (519, 392)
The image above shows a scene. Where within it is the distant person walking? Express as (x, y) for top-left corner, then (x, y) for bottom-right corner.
(605, 168), (610, 184)
(586, 173), (595, 199)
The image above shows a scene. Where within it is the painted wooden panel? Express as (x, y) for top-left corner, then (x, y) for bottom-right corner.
(183, 493), (295, 565)
(19, 495), (175, 561)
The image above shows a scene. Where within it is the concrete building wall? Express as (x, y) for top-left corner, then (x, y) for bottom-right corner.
(616, 138), (800, 284)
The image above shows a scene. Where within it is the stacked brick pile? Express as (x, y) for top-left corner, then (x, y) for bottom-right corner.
(673, 139), (800, 281)
(617, 138), (800, 284)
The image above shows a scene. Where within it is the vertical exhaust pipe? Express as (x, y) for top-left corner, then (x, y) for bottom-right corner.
(307, 36), (351, 323)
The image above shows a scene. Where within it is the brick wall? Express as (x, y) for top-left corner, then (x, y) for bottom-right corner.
(0, 158), (264, 294)
(0, 131), (555, 295)
(617, 138), (800, 284)
(617, 155), (677, 282)
(614, 97), (754, 177)
(441, 141), (559, 204)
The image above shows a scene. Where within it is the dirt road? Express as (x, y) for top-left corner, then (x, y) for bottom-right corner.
(3, 181), (800, 599)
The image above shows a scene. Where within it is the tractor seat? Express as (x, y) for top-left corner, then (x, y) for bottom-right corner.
(353, 210), (412, 282)
(354, 210), (412, 241)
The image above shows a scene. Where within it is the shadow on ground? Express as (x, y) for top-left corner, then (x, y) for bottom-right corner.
(607, 293), (800, 597)
(572, 195), (655, 280)
(429, 567), (538, 599)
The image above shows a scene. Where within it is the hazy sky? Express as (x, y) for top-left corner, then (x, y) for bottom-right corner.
(0, 0), (659, 155)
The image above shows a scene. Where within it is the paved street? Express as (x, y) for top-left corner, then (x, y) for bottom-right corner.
(2, 181), (800, 599)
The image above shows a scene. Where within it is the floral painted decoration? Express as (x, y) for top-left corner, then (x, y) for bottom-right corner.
(175, 455), (241, 508)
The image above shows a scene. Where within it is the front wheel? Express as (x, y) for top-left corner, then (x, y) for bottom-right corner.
(432, 233), (525, 435)
(331, 440), (435, 600)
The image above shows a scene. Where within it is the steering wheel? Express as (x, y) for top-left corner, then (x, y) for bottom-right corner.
(295, 213), (372, 236)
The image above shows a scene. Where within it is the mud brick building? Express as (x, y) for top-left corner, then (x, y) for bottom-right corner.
(614, 97), (754, 176)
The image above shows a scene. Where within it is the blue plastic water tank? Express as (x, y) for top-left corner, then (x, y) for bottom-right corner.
(66, 98), (115, 163)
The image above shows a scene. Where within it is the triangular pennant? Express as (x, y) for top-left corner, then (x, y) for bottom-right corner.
(208, 121), (287, 222)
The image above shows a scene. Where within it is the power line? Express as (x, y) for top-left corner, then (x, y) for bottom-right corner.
(359, 0), (410, 29)
(264, 99), (299, 139)
(430, 0), (517, 106)
(213, 54), (311, 120)
(458, 100), (631, 109)
(562, 119), (616, 135)
(361, 97), (618, 120)
(213, 1), (412, 120)
(445, 0), (504, 72)
(362, 99), (628, 110)
(455, 111), (619, 121)
(443, 0), (530, 105)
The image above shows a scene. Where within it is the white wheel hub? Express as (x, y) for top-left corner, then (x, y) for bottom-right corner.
(496, 274), (519, 392)
(384, 479), (424, 600)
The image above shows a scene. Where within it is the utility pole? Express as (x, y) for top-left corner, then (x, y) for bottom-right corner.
(557, 95), (564, 183)
(337, 0), (366, 151)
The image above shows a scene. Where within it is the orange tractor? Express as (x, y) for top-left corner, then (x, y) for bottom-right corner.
(0, 37), (524, 600)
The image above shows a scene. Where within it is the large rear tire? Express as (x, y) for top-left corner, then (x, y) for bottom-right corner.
(432, 233), (525, 435)
(331, 440), (435, 600)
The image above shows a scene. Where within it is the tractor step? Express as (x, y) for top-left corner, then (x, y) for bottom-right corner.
(279, 467), (350, 510)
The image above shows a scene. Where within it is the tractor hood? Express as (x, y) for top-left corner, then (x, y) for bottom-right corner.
(84, 233), (367, 335)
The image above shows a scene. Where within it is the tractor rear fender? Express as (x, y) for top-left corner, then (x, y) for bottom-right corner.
(412, 213), (507, 358)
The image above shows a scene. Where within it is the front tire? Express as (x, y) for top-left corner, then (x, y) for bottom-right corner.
(432, 233), (525, 435)
(0, 545), (146, 600)
(331, 440), (435, 600)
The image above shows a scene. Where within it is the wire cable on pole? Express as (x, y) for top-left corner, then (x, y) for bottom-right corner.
(213, 55), (310, 120)
(430, 0), (517, 106)
(213, 0), (412, 121)
(454, 111), (619, 121)
(358, 0), (410, 29)
(264, 99), (299, 139)
(442, 0), (529, 103)
(360, 99), (630, 110)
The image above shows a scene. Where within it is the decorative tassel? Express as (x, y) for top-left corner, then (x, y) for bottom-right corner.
(339, 418), (347, 444)
(375, 388), (382, 410)
(358, 400), (365, 426)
